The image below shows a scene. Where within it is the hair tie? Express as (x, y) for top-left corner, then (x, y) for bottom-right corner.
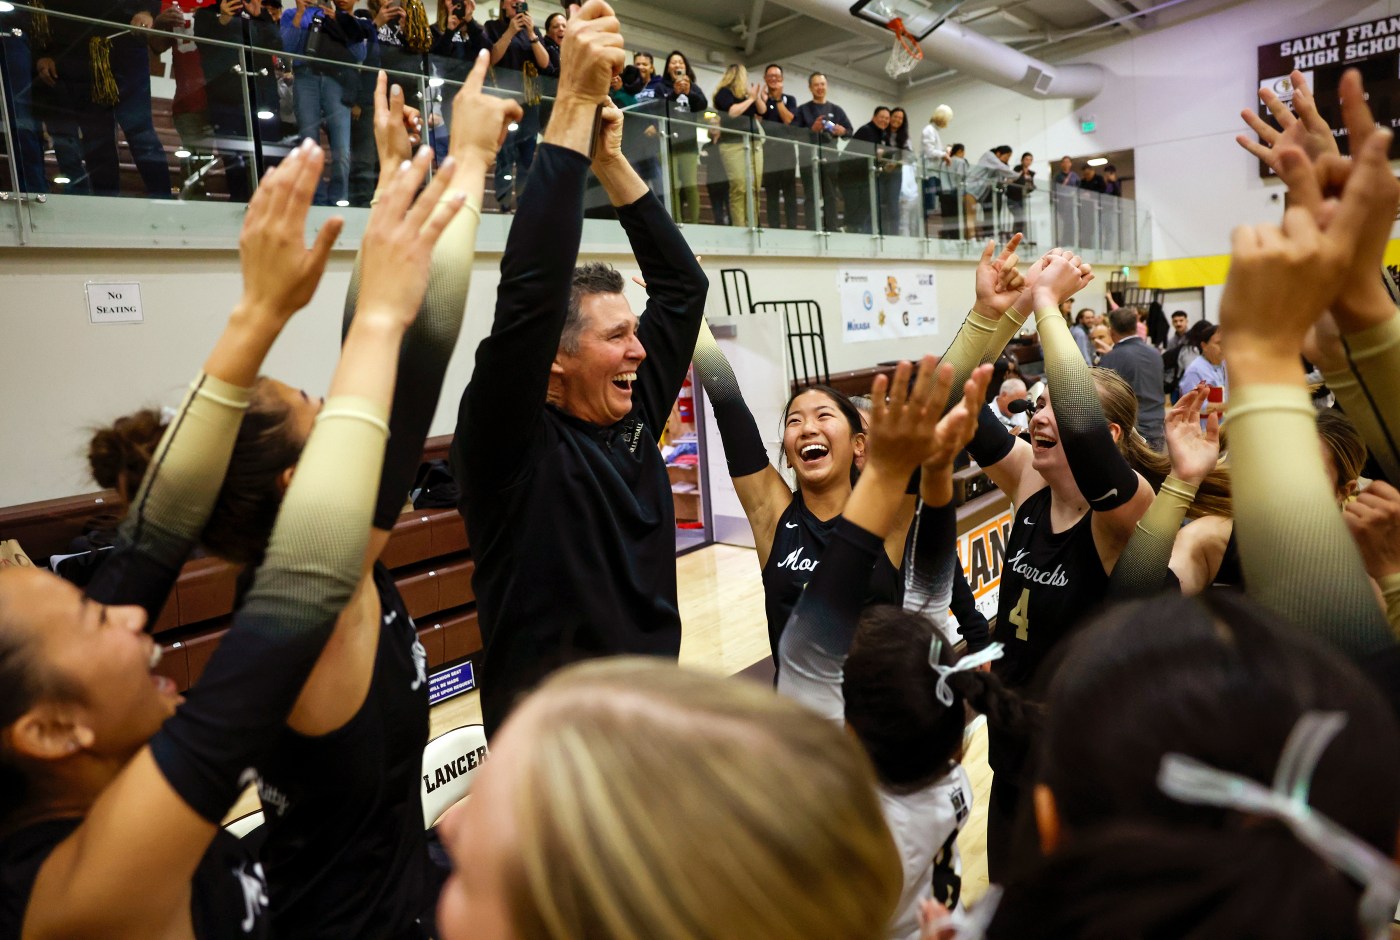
(1158, 711), (1400, 937)
(928, 639), (1004, 707)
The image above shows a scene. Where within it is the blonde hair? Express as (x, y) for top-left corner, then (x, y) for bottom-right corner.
(931, 104), (952, 127)
(716, 63), (749, 100)
(1090, 368), (1232, 518)
(506, 658), (903, 940)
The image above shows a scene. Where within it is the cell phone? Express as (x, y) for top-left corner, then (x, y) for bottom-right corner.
(516, 0), (528, 11)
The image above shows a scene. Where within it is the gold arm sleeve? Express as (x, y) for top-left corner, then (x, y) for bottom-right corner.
(1321, 311), (1400, 483)
(938, 308), (1001, 411)
(1380, 572), (1400, 641)
(1229, 384), (1393, 658)
(1108, 476), (1199, 599)
(981, 306), (1029, 365)
(121, 373), (253, 567)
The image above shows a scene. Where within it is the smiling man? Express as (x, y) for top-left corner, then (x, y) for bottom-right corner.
(452, 2), (708, 736)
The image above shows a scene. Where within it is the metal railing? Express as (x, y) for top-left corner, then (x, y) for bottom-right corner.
(0, 2), (1151, 261)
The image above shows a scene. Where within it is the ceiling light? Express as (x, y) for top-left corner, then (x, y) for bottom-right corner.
(1086, 157), (1108, 167)
(53, 176), (71, 184)
(335, 199), (350, 207)
(0, 3), (16, 12)
(174, 149), (192, 158)
(257, 109), (275, 120)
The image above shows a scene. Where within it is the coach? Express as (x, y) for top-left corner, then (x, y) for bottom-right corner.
(452, 0), (709, 736)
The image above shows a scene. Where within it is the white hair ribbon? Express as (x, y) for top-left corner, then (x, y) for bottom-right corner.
(928, 640), (1005, 708)
(922, 885), (1003, 940)
(1158, 711), (1400, 939)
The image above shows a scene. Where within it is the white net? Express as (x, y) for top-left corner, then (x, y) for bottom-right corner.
(886, 39), (921, 78)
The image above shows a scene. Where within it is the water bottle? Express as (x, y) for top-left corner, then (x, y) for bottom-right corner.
(306, 10), (325, 56)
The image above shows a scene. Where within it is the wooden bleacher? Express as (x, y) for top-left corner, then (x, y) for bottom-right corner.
(0, 435), (479, 693)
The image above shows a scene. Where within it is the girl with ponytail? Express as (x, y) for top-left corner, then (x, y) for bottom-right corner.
(989, 592), (1400, 939)
(778, 356), (1025, 939)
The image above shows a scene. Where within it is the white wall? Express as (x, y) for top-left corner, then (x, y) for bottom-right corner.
(901, 0), (1397, 262)
(0, 243), (1075, 506)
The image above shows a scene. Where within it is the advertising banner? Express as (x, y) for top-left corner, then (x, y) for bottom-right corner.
(838, 267), (939, 343)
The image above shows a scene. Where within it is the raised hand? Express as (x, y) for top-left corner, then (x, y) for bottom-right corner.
(866, 356), (955, 478)
(1030, 249), (1093, 309)
(557, 0), (624, 103)
(372, 71), (424, 178)
(1343, 480), (1400, 579)
(1163, 384), (1220, 485)
(355, 147), (465, 328)
(1237, 69), (1340, 172)
(593, 101), (625, 167)
(450, 50), (525, 169)
(237, 140), (344, 323)
(972, 233), (1024, 317)
(927, 364), (994, 472)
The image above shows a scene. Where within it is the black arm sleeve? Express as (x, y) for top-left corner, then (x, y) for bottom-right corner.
(692, 321), (768, 477)
(966, 404), (1017, 469)
(950, 568), (991, 652)
(453, 145), (588, 495)
(1037, 308), (1139, 511)
(623, 192), (710, 435)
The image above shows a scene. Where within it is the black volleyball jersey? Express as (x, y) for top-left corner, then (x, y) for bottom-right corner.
(762, 490), (903, 657)
(993, 486), (1109, 691)
(0, 818), (270, 940)
(253, 563), (435, 940)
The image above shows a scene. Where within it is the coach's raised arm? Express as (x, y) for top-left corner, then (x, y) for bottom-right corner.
(452, 0), (709, 736)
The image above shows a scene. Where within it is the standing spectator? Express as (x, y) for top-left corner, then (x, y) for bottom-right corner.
(712, 63), (765, 227)
(194, 0), (282, 202)
(844, 105), (887, 234)
(793, 72), (850, 232)
(349, 0), (412, 204)
(431, 1), (491, 158)
(878, 107), (910, 236)
(1165, 310), (1190, 351)
(1069, 302), (1095, 365)
(1097, 306), (1166, 449)
(1102, 163), (1122, 196)
(1052, 153), (1078, 246)
(1176, 319), (1214, 377)
(920, 103), (951, 222)
(1078, 161), (1106, 248)
(1101, 162), (1123, 250)
(939, 142), (968, 238)
(629, 51), (665, 196)
(662, 50), (706, 225)
(701, 112), (729, 226)
(758, 63), (798, 229)
(1007, 151), (1034, 242)
(31, 0), (173, 198)
(1178, 322), (1227, 401)
(153, 0), (212, 183)
(485, 0), (549, 210)
(0, 5), (46, 193)
(281, 0), (367, 206)
(968, 144), (1016, 240)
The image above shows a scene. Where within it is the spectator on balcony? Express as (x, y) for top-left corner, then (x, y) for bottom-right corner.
(920, 104), (951, 219)
(280, 0), (368, 206)
(194, 0), (282, 202)
(624, 51), (666, 195)
(702, 113), (730, 226)
(938, 142), (967, 238)
(31, 0), (173, 198)
(0, 5), (49, 193)
(757, 63), (798, 229)
(878, 106), (910, 236)
(1006, 150), (1034, 242)
(484, 0), (549, 210)
(967, 144), (1016, 240)
(712, 63), (766, 227)
(152, 0), (211, 182)
(1103, 163), (1122, 196)
(841, 105), (887, 234)
(662, 50), (707, 225)
(793, 72), (850, 232)
(431, 2), (491, 158)
(1052, 153), (1078, 245)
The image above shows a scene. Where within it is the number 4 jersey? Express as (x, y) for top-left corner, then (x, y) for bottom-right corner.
(993, 486), (1109, 691)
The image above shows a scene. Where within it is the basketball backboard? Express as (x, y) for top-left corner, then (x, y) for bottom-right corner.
(848, 0), (967, 41)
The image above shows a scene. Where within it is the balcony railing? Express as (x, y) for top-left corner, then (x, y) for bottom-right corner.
(0, 2), (1150, 263)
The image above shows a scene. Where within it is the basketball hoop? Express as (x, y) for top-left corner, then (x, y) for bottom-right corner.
(884, 17), (923, 79)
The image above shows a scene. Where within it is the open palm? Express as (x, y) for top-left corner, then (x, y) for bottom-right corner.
(1164, 384), (1220, 485)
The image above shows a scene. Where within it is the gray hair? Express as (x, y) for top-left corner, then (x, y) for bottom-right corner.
(999, 378), (1027, 397)
(562, 262), (626, 355)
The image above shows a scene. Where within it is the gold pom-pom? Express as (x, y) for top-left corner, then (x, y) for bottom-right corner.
(29, 0), (52, 50)
(89, 36), (120, 106)
(401, 0), (432, 53)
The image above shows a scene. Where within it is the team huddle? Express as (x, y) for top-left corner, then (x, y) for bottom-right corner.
(2, 2), (1400, 939)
